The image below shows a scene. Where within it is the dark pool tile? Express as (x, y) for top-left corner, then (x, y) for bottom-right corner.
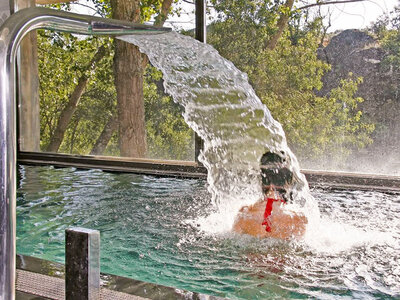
(17, 254), (65, 279)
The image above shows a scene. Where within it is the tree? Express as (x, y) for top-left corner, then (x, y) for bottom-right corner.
(40, 0), (181, 158)
(378, 4), (400, 92)
(210, 0), (370, 50)
(46, 43), (108, 152)
(109, 0), (176, 158)
(38, 31), (117, 154)
(144, 66), (193, 160)
(367, 3), (400, 154)
(38, 2), (193, 159)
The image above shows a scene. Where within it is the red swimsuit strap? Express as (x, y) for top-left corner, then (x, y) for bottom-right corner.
(264, 197), (275, 219)
(262, 194), (286, 232)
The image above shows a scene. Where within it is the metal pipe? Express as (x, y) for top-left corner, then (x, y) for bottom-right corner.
(0, 7), (170, 299)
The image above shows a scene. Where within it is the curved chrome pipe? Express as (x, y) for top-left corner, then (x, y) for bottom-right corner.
(0, 7), (170, 299)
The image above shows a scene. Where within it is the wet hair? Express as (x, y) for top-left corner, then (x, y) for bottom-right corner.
(260, 152), (293, 188)
(260, 152), (285, 166)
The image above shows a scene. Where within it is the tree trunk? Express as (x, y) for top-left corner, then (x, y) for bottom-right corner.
(90, 0), (172, 157)
(90, 114), (118, 155)
(266, 0), (295, 51)
(111, 0), (174, 158)
(69, 115), (81, 154)
(113, 41), (147, 157)
(111, 0), (147, 157)
(46, 45), (106, 152)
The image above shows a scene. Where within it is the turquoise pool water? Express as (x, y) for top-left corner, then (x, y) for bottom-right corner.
(17, 165), (400, 299)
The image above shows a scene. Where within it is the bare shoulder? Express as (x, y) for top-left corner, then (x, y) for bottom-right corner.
(239, 201), (265, 214)
(233, 202), (307, 240)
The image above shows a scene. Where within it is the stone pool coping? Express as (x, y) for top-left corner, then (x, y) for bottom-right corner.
(16, 254), (225, 300)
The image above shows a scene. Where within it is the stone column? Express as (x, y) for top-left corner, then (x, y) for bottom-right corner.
(65, 228), (100, 300)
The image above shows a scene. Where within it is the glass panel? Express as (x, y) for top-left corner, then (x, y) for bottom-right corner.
(30, 30), (194, 161)
(205, 1), (400, 176)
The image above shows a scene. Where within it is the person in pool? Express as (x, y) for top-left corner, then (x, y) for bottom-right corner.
(232, 152), (307, 239)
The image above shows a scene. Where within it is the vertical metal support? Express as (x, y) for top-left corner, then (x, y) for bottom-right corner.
(65, 228), (100, 300)
(0, 1), (13, 297)
(0, 5), (17, 299)
(195, 0), (206, 43)
(194, 0), (206, 163)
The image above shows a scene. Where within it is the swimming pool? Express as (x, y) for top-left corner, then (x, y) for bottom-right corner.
(16, 165), (400, 299)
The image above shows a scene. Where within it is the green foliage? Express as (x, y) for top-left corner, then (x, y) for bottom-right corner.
(84, 0), (180, 22)
(38, 0), (375, 163)
(208, 0), (278, 75)
(381, 31), (400, 70)
(379, 4), (400, 72)
(141, 0), (165, 21)
(89, 0), (112, 18)
(265, 75), (374, 160)
(211, 0), (280, 23)
(208, 1), (374, 161)
(374, 4), (400, 116)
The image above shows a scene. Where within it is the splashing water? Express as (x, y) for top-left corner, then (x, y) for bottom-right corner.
(118, 32), (318, 232)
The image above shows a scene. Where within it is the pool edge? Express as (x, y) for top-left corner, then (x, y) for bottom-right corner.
(16, 254), (226, 300)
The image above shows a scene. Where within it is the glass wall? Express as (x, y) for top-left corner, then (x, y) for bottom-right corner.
(204, 0), (400, 176)
(27, 31), (194, 161)
(16, 1), (199, 162)
(19, 1), (400, 175)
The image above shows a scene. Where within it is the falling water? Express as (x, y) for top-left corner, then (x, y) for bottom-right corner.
(118, 32), (317, 231)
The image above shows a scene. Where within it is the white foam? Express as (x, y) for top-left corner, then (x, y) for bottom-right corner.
(302, 216), (394, 254)
(195, 193), (260, 234)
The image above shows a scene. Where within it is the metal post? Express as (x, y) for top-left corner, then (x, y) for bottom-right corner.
(65, 228), (100, 300)
(195, 0), (206, 43)
(0, 8), (170, 299)
(194, 0), (206, 163)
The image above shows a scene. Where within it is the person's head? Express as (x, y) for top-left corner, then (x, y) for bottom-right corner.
(260, 151), (293, 194)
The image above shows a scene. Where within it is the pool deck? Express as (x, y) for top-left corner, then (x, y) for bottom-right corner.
(16, 255), (225, 300)
(17, 269), (148, 300)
